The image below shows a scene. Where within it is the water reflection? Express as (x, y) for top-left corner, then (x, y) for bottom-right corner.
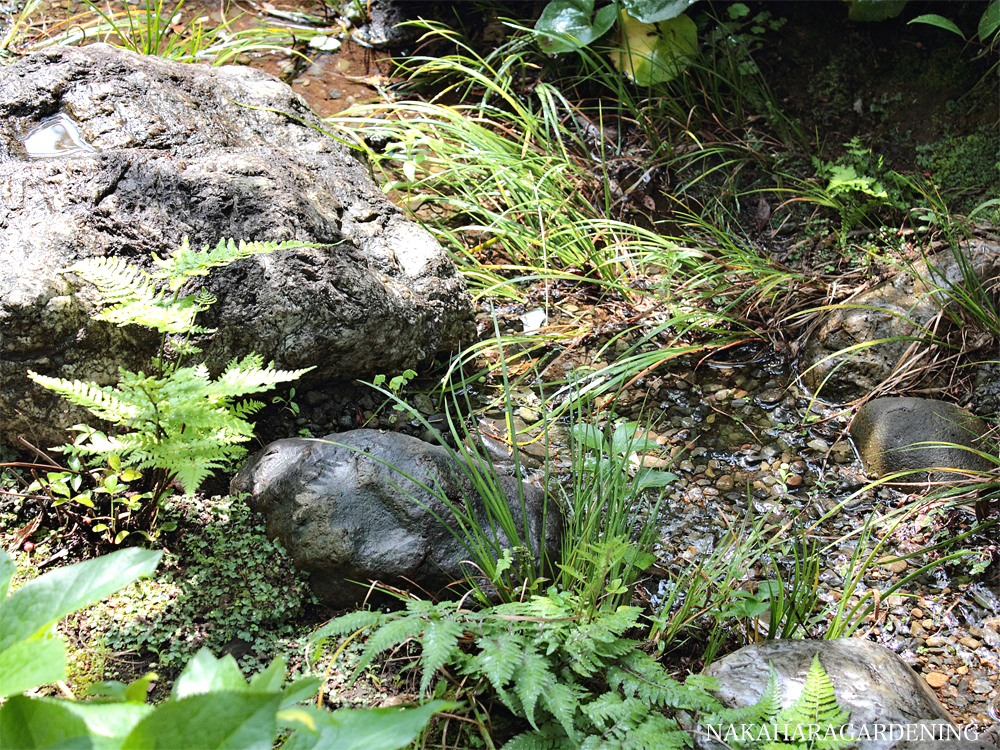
(23, 113), (99, 158)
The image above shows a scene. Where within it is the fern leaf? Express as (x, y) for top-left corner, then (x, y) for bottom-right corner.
(772, 654), (852, 749)
(67, 256), (159, 309)
(512, 647), (550, 730)
(309, 610), (384, 664)
(348, 612), (425, 687)
(701, 665), (782, 748)
(541, 680), (581, 743)
(470, 630), (524, 696)
(608, 650), (720, 712)
(27, 372), (139, 424)
(501, 727), (570, 750)
(417, 617), (464, 697)
(620, 713), (689, 750)
(203, 356), (315, 399)
(153, 237), (323, 290)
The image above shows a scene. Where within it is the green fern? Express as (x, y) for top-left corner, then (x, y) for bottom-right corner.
(764, 655), (852, 750)
(152, 237), (314, 291)
(702, 654), (852, 750)
(29, 237), (317, 516)
(312, 589), (724, 749)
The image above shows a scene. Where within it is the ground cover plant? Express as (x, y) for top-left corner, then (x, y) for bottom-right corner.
(2, 0), (1000, 746)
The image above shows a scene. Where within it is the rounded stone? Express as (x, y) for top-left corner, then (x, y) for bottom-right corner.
(850, 397), (991, 486)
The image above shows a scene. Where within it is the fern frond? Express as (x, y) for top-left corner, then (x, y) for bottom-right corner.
(204, 356), (315, 399)
(68, 256), (159, 308)
(512, 647), (550, 730)
(501, 727), (571, 750)
(470, 631), (524, 696)
(417, 617), (464, 697)
(348, 612), (426, 687)
(542, 680), (582, 743)
(27, 372), (139, 424)
(608, 650), (720, 713)
(772, 654), (852, 749)
(153, 237), (323, 290)
(703, 666), (781, 731)
(310, 610), (384, 653)
(618, 713), (689, 750)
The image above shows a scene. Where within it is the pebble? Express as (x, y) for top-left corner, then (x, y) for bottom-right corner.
(959, 637), (981, 650)
(785, 474), (803, 487)
(518, 407), (539, 422)
(925, 635), (947, 648)
(969, 679), (991, 694)
(806, 438), (829, 452)
(715, 475), (734, 491)
(328, 88), (342, 99)
(924, 672), (949, 688)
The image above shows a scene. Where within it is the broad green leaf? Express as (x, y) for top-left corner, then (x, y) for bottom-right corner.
(980, 0), (1000, 40)
(635, 468), (678, 489)
(0, 695), (92, 750)
(0, 549), (161, 653)
(622, 548), (657, 571)
(846, 0), (908, 22)
(280, 701), (456, 750)
(0, 638), (66, 699)
(0, 550), (15, 599)
(621, 0), (695, 24)
(172, 648), (248, 699)
(535, 0), (618, 54)
(248, 655), (286, 693)
(124, 673), (157, 704)
(121, 692), (281, 750)
(58, 700), (154, 750)
(280, 678), (323, 710)
(613, 10), (698, 86)
(908, 14), (963, 37)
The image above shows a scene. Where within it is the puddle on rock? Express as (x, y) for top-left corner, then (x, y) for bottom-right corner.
(22, 113), (99, 158)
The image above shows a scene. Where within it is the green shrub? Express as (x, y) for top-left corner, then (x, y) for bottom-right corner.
(0, 547), (451, 749)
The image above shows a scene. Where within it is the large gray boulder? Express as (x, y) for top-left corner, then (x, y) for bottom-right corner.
(850, 397), (991, 487)
(800, 241), (1000, 402)
(230, 429), (563, 605)
(697, 639), (979, 750)
(0, 44), (475, 449)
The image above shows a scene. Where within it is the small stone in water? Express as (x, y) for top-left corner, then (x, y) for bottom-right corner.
(806, 438), (829, 452)
(785, 474), (803, 487)
(959, 637), (980, 650)
(715, 475), (734, 490)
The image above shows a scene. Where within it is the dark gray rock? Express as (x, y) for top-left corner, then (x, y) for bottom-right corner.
(850, 397), (991, 487)
(697, 639), (964, 750)
(0, 44), (475, 449)
(800, 241), (1000, 402)
(230, 429), (562, 606)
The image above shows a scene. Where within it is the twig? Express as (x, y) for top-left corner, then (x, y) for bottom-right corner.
(17, 437), (62, 468)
